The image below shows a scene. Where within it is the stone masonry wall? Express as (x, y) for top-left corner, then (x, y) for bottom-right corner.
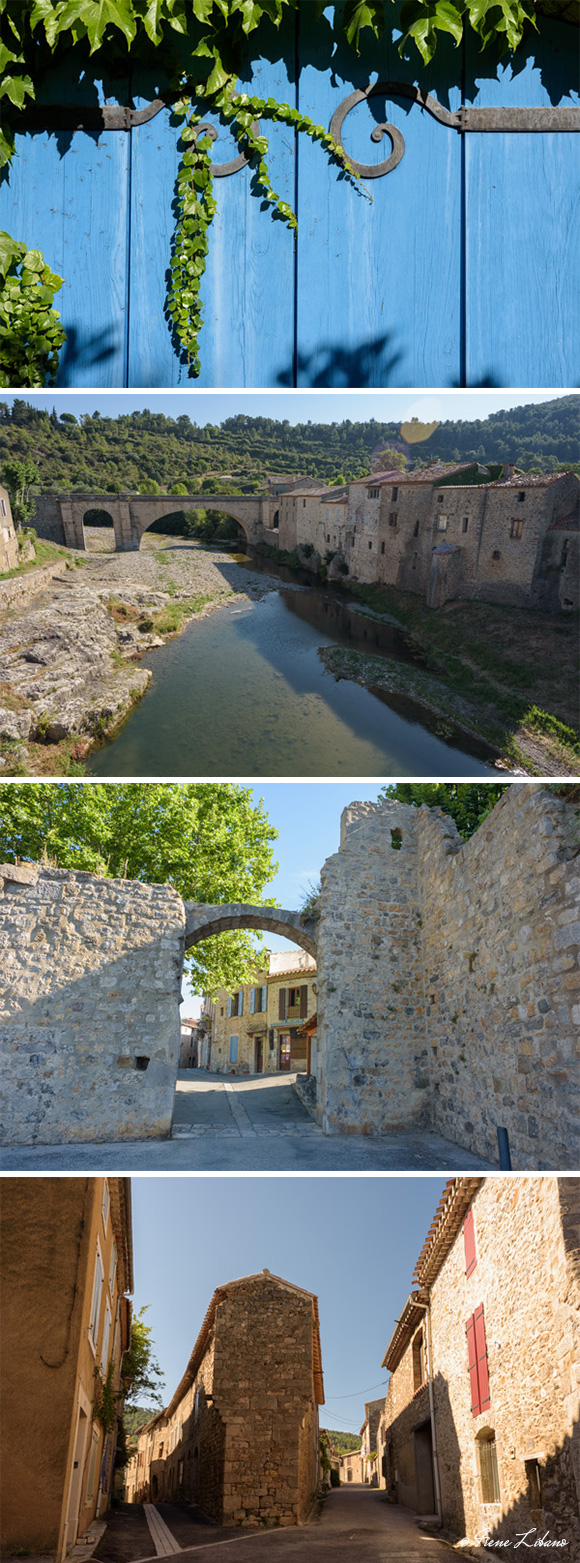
(0, 863), (185, 1144)
(417, 786), (580, 1169)
(212, 1276), (318, 1526)
(316, 801), (429, 1135)
(383, 1176), (580, 1547)
(316, 787), (580, 1168)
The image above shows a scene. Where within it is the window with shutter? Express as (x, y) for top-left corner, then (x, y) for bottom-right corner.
(238, 990), (243, 1016)
(228, 996), (233, 1018)
(261, 985), (267, 1013)
(278, 988), (287, 1020)
(300, 985), (308, 1018)
(250, 988), (255, 1014)
(466, 1305), (490, 1416)
(463, 1208), (477, 1277)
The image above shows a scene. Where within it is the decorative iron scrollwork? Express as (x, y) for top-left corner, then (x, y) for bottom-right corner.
(7, 94), (260, 174)
(330, 80), (580, 178)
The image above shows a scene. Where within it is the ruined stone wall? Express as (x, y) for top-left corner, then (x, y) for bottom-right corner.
(315, 801), (429, 1135)
(0, 863), (185, 1145)
(315, 788), (579, 1168)
(417, 786), (580, 1169)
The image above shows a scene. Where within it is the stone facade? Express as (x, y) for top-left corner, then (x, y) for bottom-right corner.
(126, 1270), (323, 1528)
(0, 1177), (132, 1559)
(0, 485), (19, 573)
(315, 785), (580, 1169)
(276, 465), (579, 611)
(0, 861), (185, 1145)
(206, 950), (317, 1076)
(381, 1176), (580, 1550)
(360, 1398), (385, 1485)
(340, 1450), (363, 1484)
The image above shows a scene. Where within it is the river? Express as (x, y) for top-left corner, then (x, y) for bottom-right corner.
(88, 555), (498, 776)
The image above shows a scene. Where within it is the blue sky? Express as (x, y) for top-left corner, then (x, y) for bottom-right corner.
(181, 781), (386, 1012)
(130, 1174), (447, 1437)
(6, 389), (560, 426)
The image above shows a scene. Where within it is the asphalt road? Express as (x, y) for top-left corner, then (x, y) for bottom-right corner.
(0, 1073), (493, 1173)
(94, 1492), (456, 1563)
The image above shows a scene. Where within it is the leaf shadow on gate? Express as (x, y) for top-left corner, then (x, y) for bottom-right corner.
(276, 333), (404, 388)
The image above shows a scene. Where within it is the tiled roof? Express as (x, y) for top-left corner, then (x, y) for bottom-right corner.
(490, 472), (570, 488)
(356, 463), (476, 487)
(381, 1177), (485, 1373)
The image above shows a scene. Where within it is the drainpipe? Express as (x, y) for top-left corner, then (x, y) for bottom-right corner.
(415, 1293), (442, 1523)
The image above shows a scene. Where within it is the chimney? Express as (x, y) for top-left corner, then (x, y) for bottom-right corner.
(502, 463), (514, 481)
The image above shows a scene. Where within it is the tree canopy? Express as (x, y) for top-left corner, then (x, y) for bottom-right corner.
(0, 782), (279, 995)
(379, 783), (509, 838)
(0, 397), (576, 509)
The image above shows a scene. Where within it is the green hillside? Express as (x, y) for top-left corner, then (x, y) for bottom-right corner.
(0, 396), (577, 498)
(321, 1430), (362, 1454)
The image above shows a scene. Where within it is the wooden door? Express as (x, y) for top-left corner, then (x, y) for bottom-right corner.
(2, 12), (577, 386)
(279, 1034), (291, 1070)
(255, 1036), (263, 1074)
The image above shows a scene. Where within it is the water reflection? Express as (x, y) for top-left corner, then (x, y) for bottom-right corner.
(89, 583), (498, 778)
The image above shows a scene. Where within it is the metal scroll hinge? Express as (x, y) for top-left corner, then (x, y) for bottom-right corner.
(330, 81), (580, 177)
(6, 96), (259, 175)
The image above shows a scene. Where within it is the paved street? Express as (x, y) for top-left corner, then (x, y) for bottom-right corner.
(94, 1491), (457, 1563)
(0, 1072), (493, 1172)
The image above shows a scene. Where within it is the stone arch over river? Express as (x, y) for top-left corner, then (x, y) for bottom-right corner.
(32, 491), (281, 552)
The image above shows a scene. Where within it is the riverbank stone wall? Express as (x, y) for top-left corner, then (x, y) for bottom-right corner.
(0, 862), (185, 1145)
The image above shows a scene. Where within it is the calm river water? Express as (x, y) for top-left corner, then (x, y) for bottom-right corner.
(89, 573), (497, 778)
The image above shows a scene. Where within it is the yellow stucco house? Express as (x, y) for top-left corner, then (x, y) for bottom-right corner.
(204, 951), (317, 1076)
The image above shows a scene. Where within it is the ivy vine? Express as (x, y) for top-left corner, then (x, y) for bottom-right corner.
(0, 232), (65, 387)
(0, 0), (575, 381)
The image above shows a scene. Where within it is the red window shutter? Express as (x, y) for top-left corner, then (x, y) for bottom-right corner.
(463, 1208), (477, 1277)
(466, 1314), (481, 1416)
(278, 987), (286, 1020)
(300, 985), (308, 1018)
(474, 1304), (491, 1413)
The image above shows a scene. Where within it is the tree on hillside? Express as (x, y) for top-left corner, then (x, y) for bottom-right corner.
(1, 456), (39, 528)
(0, 783), (279, 995)
(378, 783), (509, 838)
(371, 446), (409, 471)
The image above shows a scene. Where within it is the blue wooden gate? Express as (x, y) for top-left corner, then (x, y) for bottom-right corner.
(2, 11), (578, 387)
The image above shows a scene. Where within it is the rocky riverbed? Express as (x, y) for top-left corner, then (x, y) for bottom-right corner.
(0, 536), (279, 774)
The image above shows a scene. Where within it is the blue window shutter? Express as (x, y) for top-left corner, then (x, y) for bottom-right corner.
(239, 991), (243, 1016)
(228, 996), (232, 1018)
(262, 985), (267, 1013)
(250, 988), (255, 1014)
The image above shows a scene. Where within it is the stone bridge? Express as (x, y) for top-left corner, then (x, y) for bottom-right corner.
(32, 491), (282, 552)
(184, 904), (318, 958)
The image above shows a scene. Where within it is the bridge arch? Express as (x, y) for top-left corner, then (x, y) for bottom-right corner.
(184, 903), (318, 958)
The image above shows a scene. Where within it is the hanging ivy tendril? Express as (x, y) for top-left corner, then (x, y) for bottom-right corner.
(167, 92), (363, 374)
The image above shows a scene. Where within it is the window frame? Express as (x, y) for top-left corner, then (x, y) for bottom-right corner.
(89, 1241), (105, 1355)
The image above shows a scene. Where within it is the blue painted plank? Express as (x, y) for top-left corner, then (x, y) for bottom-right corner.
(465, 23), (580, 387)
(294, 5), (463, 386)
(127, 47), (297, 386)
(0, 71), (130, 386)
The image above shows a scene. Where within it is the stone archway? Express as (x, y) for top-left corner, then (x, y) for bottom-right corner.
(82, 507), (116, 552)
(184, 903), (318, 958)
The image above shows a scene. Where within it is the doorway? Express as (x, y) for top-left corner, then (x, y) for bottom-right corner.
(64, 1406), (89, 1551)
(279, 1035), (291, 1070)
(255, 1036), (263, 1074)
(413, 1420), (435, 1513)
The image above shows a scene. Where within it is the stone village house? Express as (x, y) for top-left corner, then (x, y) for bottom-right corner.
(125, 1269), (324, 1528)
(377, 1176), (580, 1550)
(0, 1177), (133, 1560)
(340, 1449), (364, 1484)
(272, 464), (579, 611)
(360, 1398), (385, 1487)
(204, 950), (317, 1076)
